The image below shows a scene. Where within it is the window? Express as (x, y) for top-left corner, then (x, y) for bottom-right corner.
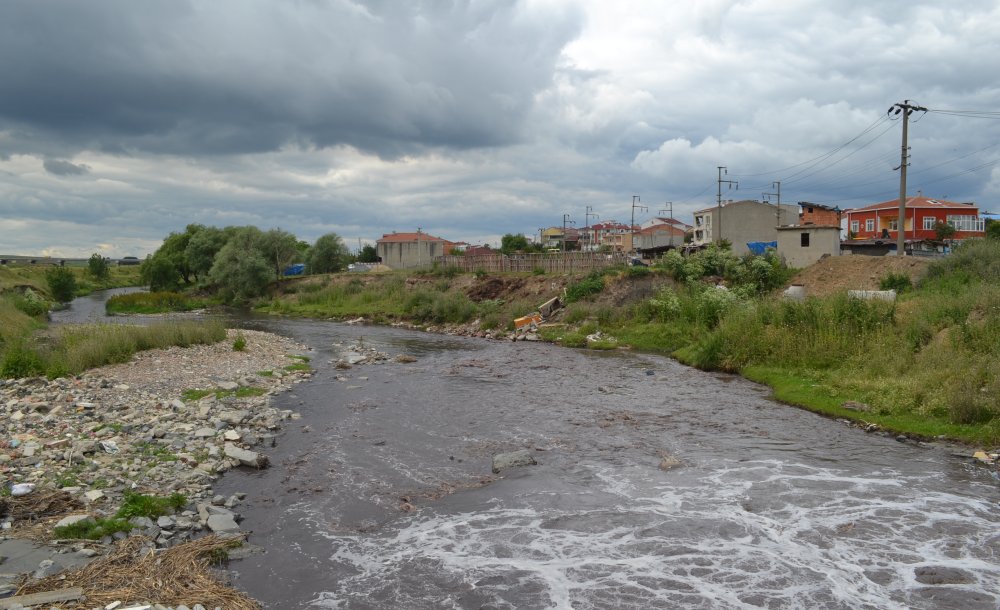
(947, 215), (985, 232)
(923, 216), (936, 230)
(865, 219), (874, 232)
(800, 233), (810, 247)
(850, 220), (859, 233)
(888, 219), (898, 231)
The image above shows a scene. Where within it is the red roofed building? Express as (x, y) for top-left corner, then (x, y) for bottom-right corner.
(844, 196), (985, 241)
(376, 231), (458, 269)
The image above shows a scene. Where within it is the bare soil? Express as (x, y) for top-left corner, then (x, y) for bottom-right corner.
(786, 255), (932, 298)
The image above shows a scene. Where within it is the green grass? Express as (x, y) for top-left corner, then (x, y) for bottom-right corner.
(106, 291), (210, 314)
(182, 386), (267, 401)
(53, 491), (187, 540)
(134, 441), (178, 463)
(1, 320), (227, 379)
(743, 366), (995, 444)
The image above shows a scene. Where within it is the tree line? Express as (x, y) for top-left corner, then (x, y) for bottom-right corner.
(141, 225), (377, 301)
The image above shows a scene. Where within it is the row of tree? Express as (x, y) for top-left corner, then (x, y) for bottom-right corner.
(141, 224), (377, 301)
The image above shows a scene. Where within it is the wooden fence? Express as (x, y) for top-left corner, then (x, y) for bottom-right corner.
(435, 252), (630, 273)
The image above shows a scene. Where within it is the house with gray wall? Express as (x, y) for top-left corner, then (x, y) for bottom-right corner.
(691, 199), (799, 255)
(376, 231), (455, 269)
(776, 225), (841, 268)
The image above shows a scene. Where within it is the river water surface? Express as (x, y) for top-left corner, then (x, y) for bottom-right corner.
(55, 295), (1000, 609)
(215, 318), (1000, 610)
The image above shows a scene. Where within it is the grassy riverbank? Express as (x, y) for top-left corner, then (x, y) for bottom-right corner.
(252, 240), (1000, 446)
(0, 264), (226, 379)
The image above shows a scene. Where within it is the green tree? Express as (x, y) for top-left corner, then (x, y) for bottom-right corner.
(87, 253), (110, 281)
(150, 224), (205, 285)
(358, 244), (379, 263)
(184, 226), (228, 281)
(260, 229), (301, 282)
(500, 233), (530, 254)
(209, 227), (271, 301)
(307, 233), (348, 274)
(985, 219), (1000, 241)
(45, 266), (77, 303)
(140, 254), (181, 292)
(933, 220), (957, 241)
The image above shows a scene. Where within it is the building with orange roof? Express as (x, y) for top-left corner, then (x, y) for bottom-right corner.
(376, 230), (458, 269)
(844, 196), (985, 241)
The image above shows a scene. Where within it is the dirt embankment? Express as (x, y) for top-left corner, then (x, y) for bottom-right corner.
(787, 255), (932, 298)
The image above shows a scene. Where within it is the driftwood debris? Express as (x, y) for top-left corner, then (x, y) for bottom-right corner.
(0, 587), (84, 608)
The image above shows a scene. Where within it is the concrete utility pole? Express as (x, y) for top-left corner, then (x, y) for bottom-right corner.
(763, 181), (781, 227)
(717, 167), (738, 244)
(630, 195), (646, 253)
(416, 227), (422, 269)
(659, 202), (674, 247)
(584, 205), (599, 252)
(889, 100), (927, 256)
(562, 214), (575, 252)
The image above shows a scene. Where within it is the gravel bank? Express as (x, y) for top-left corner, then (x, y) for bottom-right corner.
(1, 329), (312, 608)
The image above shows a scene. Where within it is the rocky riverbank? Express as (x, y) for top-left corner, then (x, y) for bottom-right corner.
(1, 329), (312, 609)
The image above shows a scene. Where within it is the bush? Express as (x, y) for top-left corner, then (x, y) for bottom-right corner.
(88, 253), (111, 282)
(565, 272), (605, 303)
(1, 343), (45, 378)
(45, 266), (77, 303)
(233, 332), (247, 352)
(879, 272), (912, 293)
(12, 290), (48, 317)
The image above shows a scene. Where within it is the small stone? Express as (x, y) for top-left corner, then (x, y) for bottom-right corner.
(491, 450), (537, 474)
(84, 490), (106, 502)
(55, 514), (93, 528)
(659, 456), (683, 471)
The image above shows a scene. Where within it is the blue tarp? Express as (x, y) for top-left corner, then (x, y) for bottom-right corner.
(746, 241), (777, 255)
(283, 263), (305, 276)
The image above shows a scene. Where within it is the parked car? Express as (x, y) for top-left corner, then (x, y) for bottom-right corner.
(629, 257), (648, 267)
(118, 256), (141, 266)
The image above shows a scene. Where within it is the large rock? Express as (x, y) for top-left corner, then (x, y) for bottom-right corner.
(206, 513), (240, 533)
(224, 442), (269, 468)
(491, 449), (537, 474)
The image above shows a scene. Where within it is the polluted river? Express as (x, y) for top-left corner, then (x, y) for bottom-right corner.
(59, 293), (1000, 609)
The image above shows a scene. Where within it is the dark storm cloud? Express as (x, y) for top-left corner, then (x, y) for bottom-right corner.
(0, 0), (583, 158)
(43, 159), (90, 175)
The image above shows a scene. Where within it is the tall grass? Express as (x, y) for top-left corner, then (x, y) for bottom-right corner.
(1, 321), (226, 379)
(106, 291), (209, 314)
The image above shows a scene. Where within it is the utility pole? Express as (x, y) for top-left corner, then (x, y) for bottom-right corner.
(659, 202), (674, 247)
(763, 181), (781, 228)
(630, 195), (646, 254)
(561, 214), (575, 252)
(889, 100), (927, 256)
(584, 205), (599, 252)
(717, 166), (738, 244)
(416, 227), (422, 269)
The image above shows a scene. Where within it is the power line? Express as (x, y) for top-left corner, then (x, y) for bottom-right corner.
(928, 108), (1000, 120)
(731, 115), (892, 179)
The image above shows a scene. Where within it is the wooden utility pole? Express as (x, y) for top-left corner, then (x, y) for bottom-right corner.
(890, 100), (927, 256)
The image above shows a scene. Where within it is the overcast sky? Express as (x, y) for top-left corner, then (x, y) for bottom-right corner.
(1, 0), (998, 257)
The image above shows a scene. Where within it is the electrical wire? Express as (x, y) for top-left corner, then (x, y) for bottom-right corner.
(730, 115), (892, 180)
